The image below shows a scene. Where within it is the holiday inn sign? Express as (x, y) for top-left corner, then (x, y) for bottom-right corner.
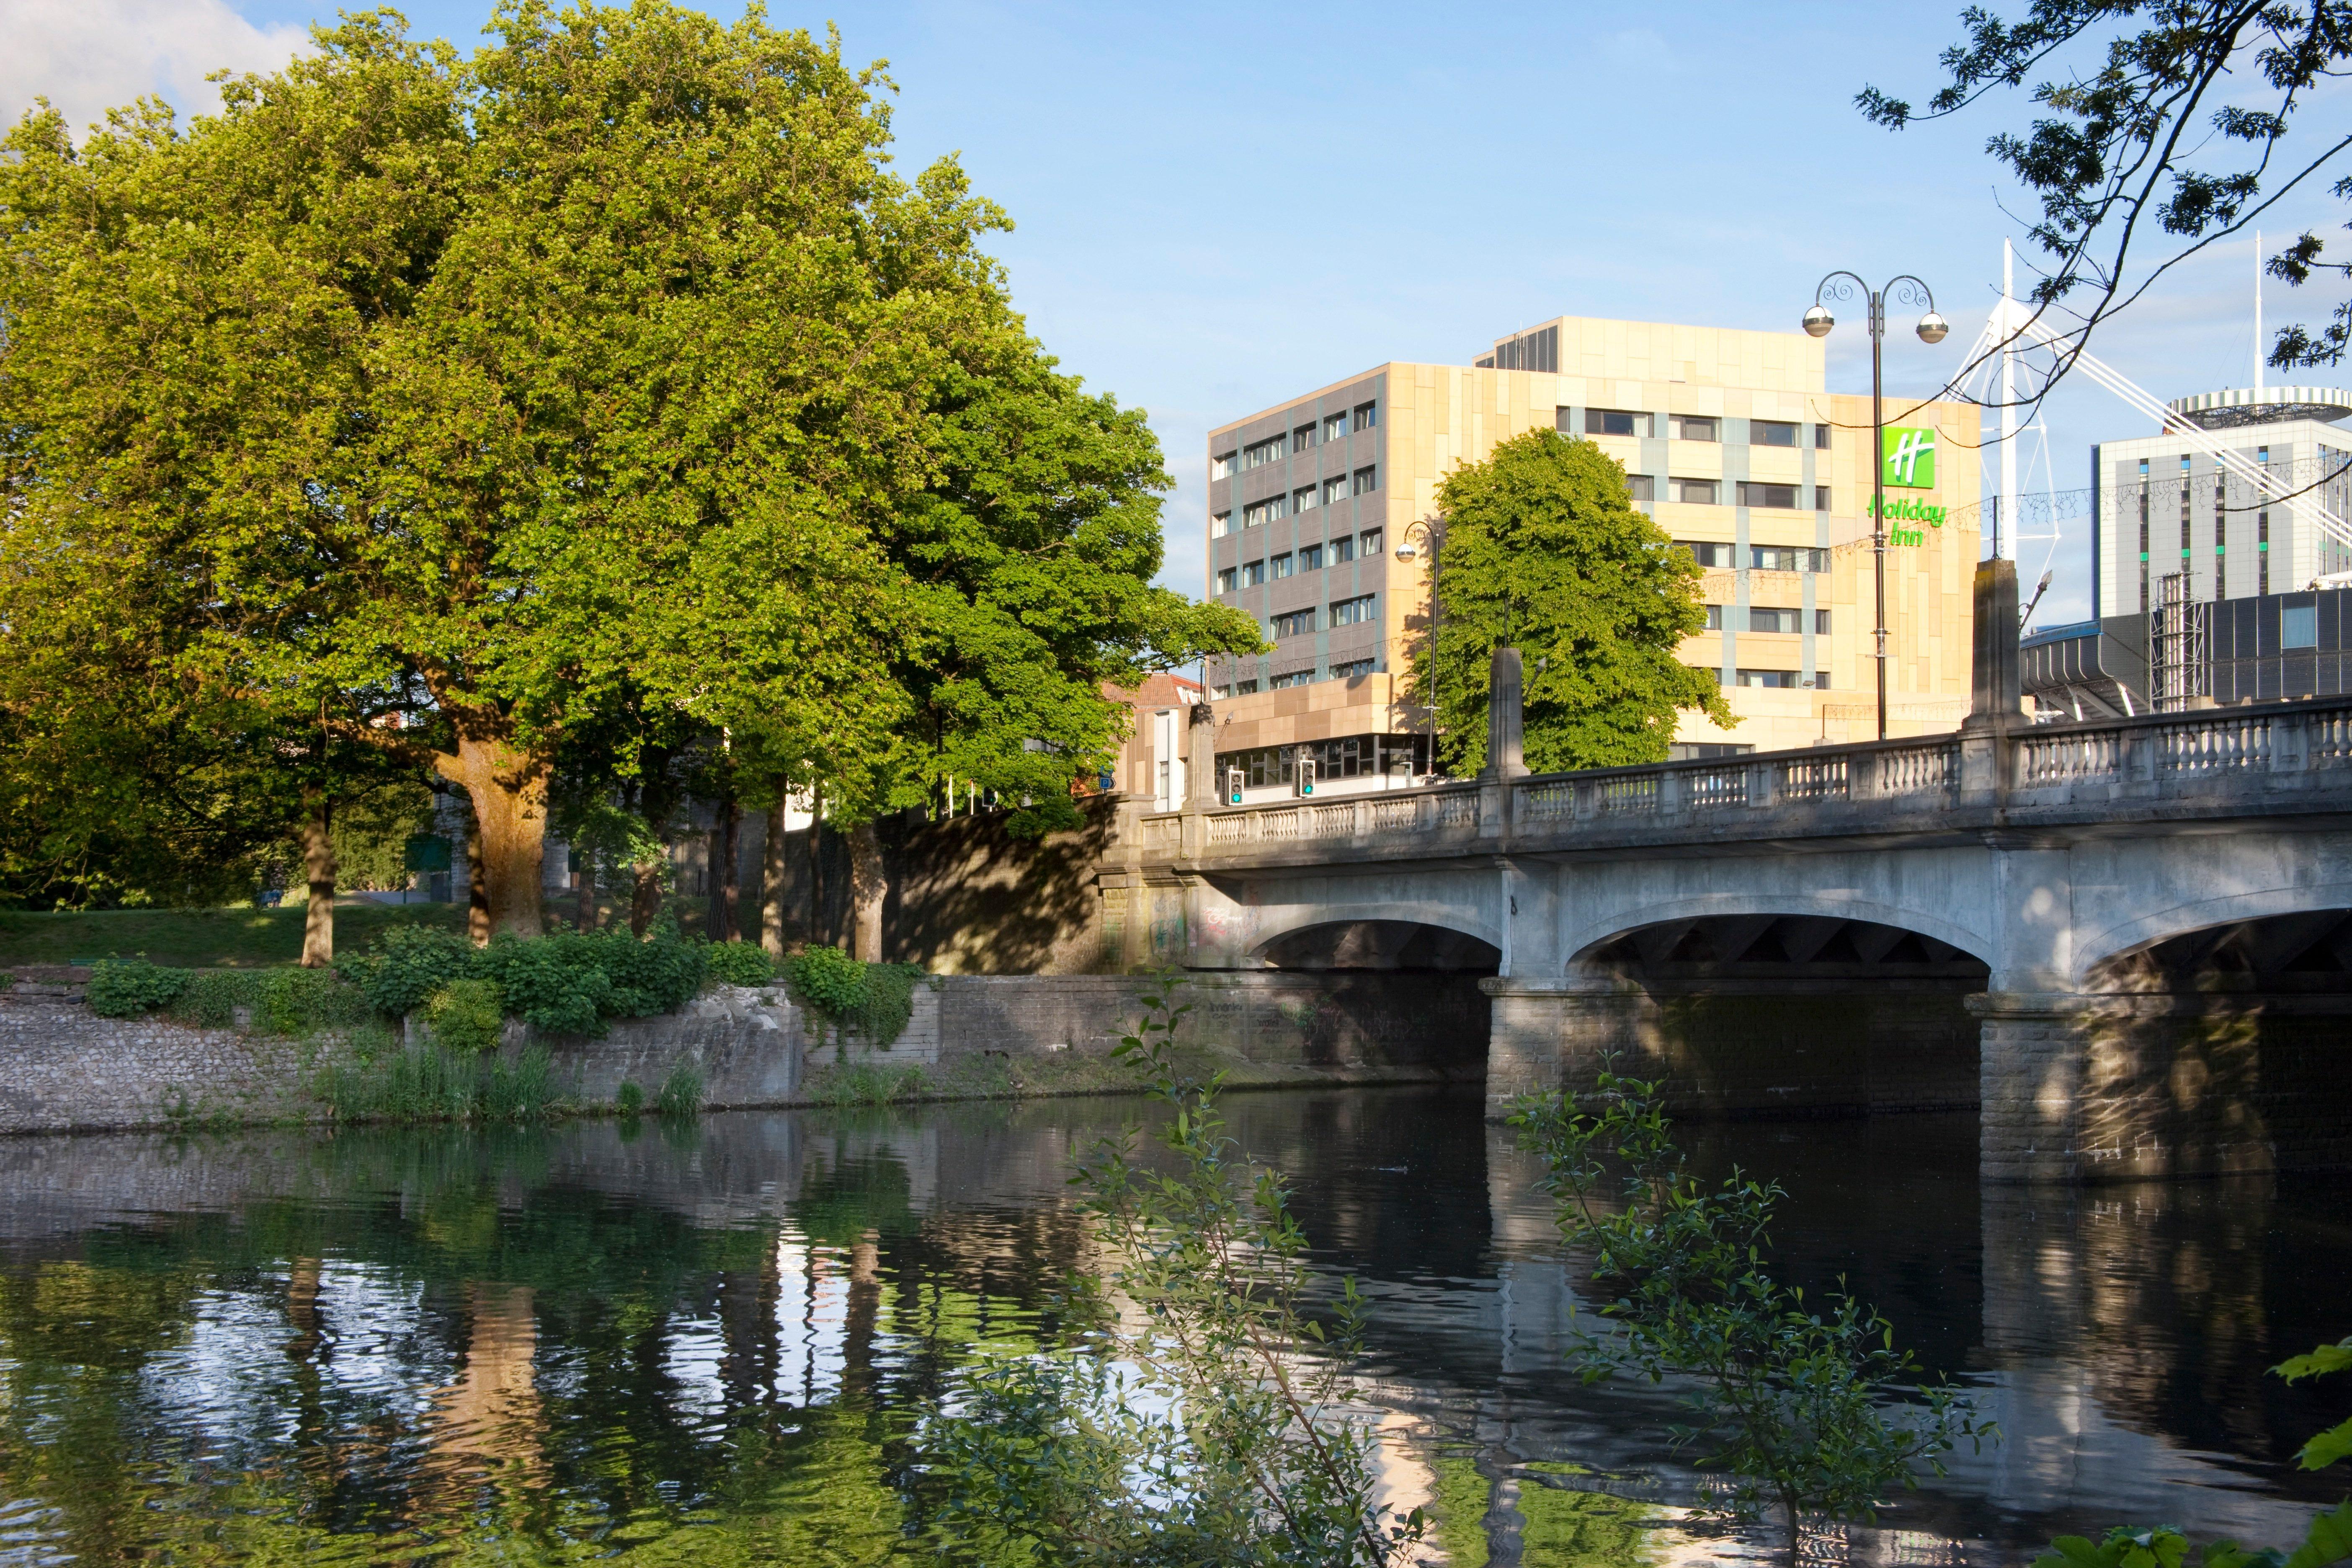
(1882, 426), (1937, 488)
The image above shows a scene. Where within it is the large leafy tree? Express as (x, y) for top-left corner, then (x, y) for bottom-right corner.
(1862, 2), (2352, 381)
(1409, 431), (1727, 776)
(0, 3), (1000, 938)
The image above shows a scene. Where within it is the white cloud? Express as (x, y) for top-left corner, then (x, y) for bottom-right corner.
(0, 0), (307, 141)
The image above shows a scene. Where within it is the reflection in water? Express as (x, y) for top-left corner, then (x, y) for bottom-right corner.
(0, 1093), (2341, 1564)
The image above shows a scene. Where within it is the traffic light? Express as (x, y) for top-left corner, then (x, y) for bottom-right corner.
(1296, 758), (1317, 797)
(1226, 767), (1245, 805)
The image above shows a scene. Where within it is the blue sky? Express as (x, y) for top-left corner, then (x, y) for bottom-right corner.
(11, 0), (2344, 626)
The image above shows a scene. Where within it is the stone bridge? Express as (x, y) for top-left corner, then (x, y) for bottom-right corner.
(1104, 567), (2352, 1183)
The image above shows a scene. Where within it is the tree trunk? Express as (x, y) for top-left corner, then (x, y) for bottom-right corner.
(435, 727), (549, 942)
(849, 820), (885, 963)
(466, 824), (492, 945)
(631, 857), (663, 937)
(760, 788), (789, 958)
(575, 856), (596, 931)
(297, 793), (337, 967)
(709, 794), (740, 943)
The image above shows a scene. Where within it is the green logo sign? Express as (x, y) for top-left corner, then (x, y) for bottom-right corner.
(1882, 426), (1937, 489)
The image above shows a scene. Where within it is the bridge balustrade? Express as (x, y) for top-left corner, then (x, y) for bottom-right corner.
(1132, 695), (2352, 867)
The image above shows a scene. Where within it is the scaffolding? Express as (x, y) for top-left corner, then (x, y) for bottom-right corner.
(2150, 570), (2210, 711)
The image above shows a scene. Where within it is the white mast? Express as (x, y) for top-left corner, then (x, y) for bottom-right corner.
(2254, 229), (2264, 392)
(2000, 240), (2018, 560)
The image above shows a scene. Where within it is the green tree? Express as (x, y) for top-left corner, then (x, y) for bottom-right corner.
(0, 3), (1024, 938)
(1410, 430), (1727, 776)
(1862, 2), (2352, 379)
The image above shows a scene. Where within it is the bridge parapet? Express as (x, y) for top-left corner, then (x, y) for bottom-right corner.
(1135, 697), (2352, 869)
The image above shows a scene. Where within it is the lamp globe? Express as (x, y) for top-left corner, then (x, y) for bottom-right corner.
(1802, 304), (1835, 338)
(1916, 311), (1950, 345)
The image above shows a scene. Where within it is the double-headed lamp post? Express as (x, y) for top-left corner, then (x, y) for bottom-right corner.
(1803, 274), (1947, 741)
(1395, 517), (1442, 774)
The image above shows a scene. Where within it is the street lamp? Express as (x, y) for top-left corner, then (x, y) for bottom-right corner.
(1396, 517), (1443, 778)
(1804, 273), (1948, 741)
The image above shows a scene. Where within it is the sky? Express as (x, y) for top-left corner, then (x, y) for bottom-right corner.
(7, 0), (2347, 627)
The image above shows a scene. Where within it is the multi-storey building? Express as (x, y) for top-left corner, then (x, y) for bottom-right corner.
(1199, 315), (1981, 794)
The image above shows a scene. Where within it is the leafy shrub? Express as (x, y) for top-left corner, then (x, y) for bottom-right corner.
(850, 963), (925, 1050)
(788, 945), (865, 1020)
(262, 967), (369, 1035)
(615, 1080), (645, 1115)
(477, 934), (615, 1037)
(706, 940), (776, 987)
(172, 970), (260, 1028)
(655, 1061), (704, 1118)
(426, 979), (505, 1053)
(595, 918), (704, 1016)
(340, 926), (475, 1018)
(86, 959), (192, 1017)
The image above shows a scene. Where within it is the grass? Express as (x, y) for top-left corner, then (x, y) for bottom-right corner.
(0, 901), (465, 969)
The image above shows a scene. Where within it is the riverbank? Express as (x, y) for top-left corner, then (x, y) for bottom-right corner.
(0, 971), (1489, 1134)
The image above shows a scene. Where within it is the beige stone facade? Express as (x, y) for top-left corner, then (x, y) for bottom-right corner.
(1203, 315), (1982, 772)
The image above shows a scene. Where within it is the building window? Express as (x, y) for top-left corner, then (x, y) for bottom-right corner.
(1749, 606), (1803, 633)
(1240, 560), (1266, 587)
(1243, 434), (1286, 469)
(1293, 485), (1317, 513)
(1814, 424), (1833, 449)
(1243, 495), (1286, 528)
(1750, 545), (1828, 573)
(1815, 485), (1831, 511)
(1352, 465), (1378, 495)
(1679, 540), (1735, 567)
(1352, 401), (1377, 432)
(1294, 423), (1317, 450)
(1359, 528), (1383, 557)
(1703, 604), (1724, 629)
(2260, 509), (2271, 595)
(1271, 552), (1295, 579)
(2284, 600), (2318, 649)
(1216, 567), (1238, 594)
(1668, 414), (1717, 442)
(1669, 742), (1755, 761)
(1269, 670), (1313, 690)
(1330, 593), (1376, 626)
(1330, 657), (1376, 678)
(1231, 678), (1259, 695)
(1212, 685), (1232, 700)
(1736, 481), (1801, 509)
(1667, 477), (1719, 505)
(1322, 476), (1349, 507)
(1211, 511), (1231, 538)
(1329, 534), (1357, 564)
(1753, 419), (1799, 448)
(1586, 408), (1653, 438)
(1323, 412), (1348, 443)
(1732, 668), (1803, 688)
(1271, 608), (1316, 638)
(1625, 474), (1656, 503)
(1815, 609), (1831, 633)
(1298, 543), (1324, 570)
(1212, 451), (1236, 480)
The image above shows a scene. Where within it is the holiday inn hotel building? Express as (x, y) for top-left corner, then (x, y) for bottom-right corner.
(1200, 315), (1982, 791)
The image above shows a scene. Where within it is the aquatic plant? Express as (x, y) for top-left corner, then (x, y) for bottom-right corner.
(1510, 1070), (1992, 1563)
(655, 1061), (704, 1119)
(927, 972), (1424, 1566)
(321, 1041), (567, 1124)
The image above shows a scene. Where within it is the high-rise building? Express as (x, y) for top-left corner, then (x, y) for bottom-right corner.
(1199, 315), (1981, 794)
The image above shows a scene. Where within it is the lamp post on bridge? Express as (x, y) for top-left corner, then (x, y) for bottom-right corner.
(1803, 273), (1948, 742)
(1395, 516), (1444, 778)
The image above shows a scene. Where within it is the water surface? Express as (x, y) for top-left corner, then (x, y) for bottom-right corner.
(0, 1089), (2343, 1565)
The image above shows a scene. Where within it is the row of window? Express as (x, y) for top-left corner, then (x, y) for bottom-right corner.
(1213, 732), (1427, 784)
(1680, 542), (1831, 573)
(1218, 529), (1386, 592)
(1702, 606), (1832, 634)
(1260, 594), (1377, 640)
(1577, 409), (1830, 448)
(1214, 402), (1380, 480)
(1215, 470), (1379, 536)
(1726, 669), (1832, 689)
(1624, 475), (1831, 509)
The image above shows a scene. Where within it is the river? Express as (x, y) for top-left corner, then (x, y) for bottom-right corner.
(0, 1087), (2343, 1565)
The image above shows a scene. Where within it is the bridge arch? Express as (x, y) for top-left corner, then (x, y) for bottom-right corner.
(1563, 894), (1993, 974)
(1255, 919), (1501, 973)
(2070, 879), (2352, 990)
(1242, 899), (1504, 972)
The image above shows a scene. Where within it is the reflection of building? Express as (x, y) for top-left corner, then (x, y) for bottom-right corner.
(2029, 383), (2352, 716)
(1202, 316), (1982, 781)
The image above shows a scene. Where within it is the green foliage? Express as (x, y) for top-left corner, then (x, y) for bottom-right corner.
(851, 962), (926, 1049)
(322, 1042), (565, 1124)
(475, 934), (617, 1037)
(424, 979), (505, 1054)
(1511, 1070), (1989, 1560)
(340, 926), (476, 1019)
(820, 1063), (929, 1107)
(789, 945), (869, 1021)
(2035, 1336), (2352, 1568)
(0, 903), (464, 969)
(785, 946), (924, 1051)
(84, 959), (192, 1017)
(706, 941), (777, 987)
(614, 1081), (645, 1116)
(927, 973), (1423, 1566)
(655, 1062), (704, 1119)
(1411, 430), (1729, 776)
